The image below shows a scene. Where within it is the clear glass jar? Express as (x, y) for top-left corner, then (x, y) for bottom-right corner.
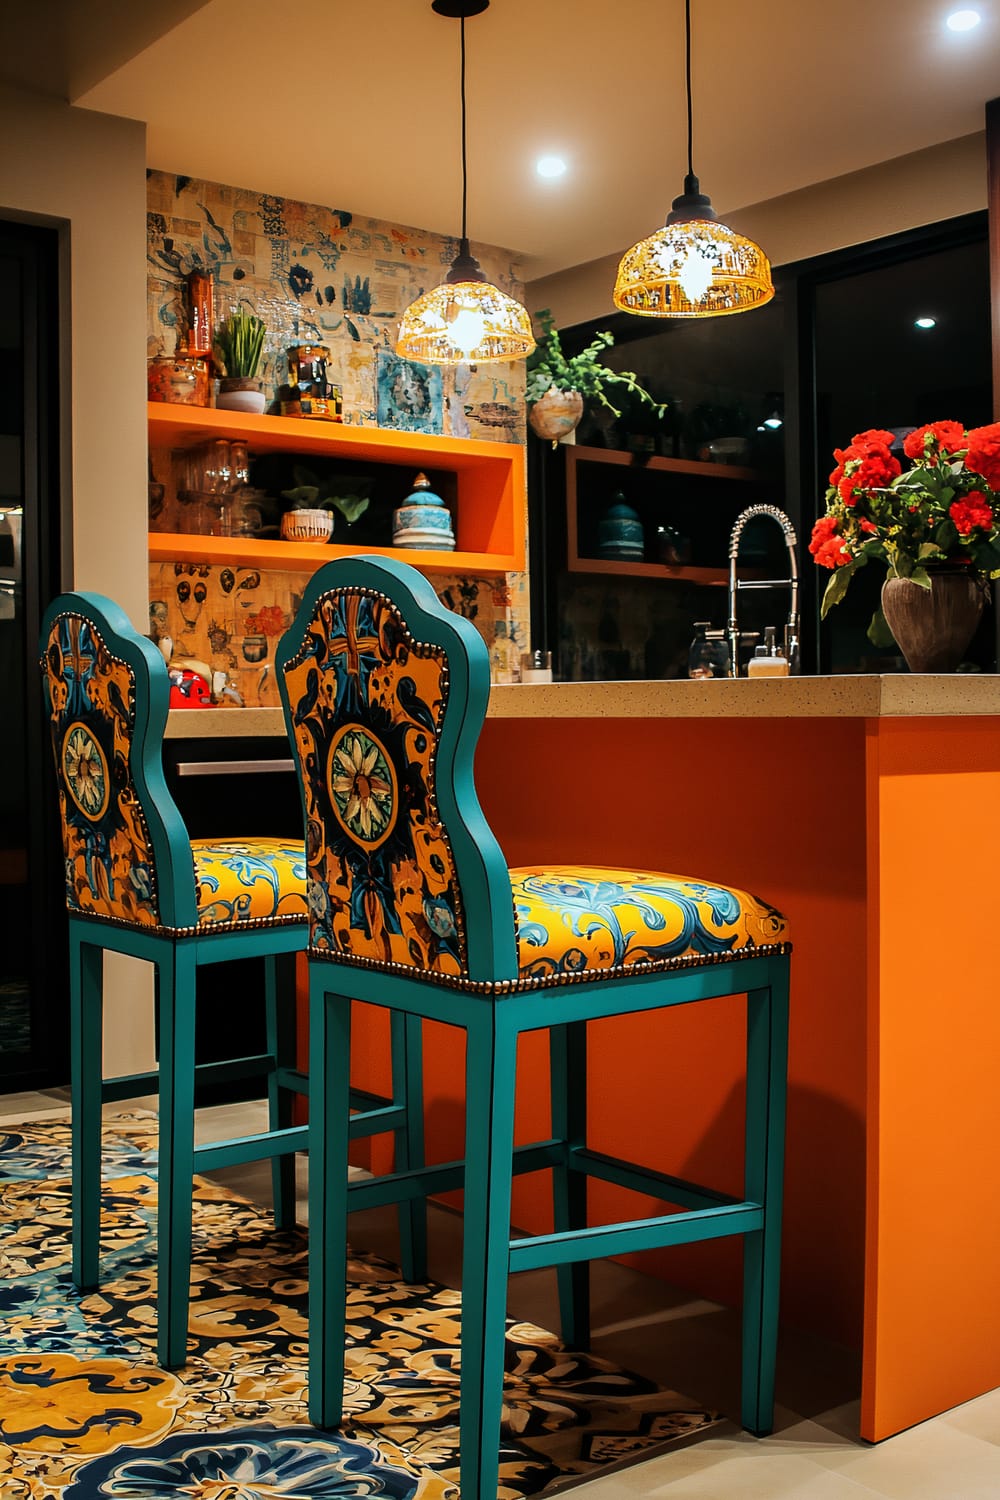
(688, 623), (732, 678)
(147, 354), (209, 407)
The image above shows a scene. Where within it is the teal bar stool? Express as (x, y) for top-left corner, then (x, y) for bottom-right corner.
(39, 591), (426, 1370)
(276, 556), (790, 1500)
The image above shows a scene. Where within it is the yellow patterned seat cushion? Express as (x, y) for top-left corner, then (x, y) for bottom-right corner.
(191, 838), (308, 929)
(510, 866), (788, 981)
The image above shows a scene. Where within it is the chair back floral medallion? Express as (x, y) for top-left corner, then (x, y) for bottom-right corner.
(282, 587), (467, 975)
(42, 612), (160, 926)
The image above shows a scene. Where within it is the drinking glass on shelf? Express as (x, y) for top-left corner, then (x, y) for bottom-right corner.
(203, 440), (232, 495)
(229, 442), (250, 489)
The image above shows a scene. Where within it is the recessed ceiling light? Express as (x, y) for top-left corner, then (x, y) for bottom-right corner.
(914, 316), (937, 329)
(946, 9), (981, 30)
(536, 155), (567, 179)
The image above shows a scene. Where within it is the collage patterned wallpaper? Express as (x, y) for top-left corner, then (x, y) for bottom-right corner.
(145, 171), (529, 709)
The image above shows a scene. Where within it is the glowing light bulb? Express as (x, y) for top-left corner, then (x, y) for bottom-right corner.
(536, 155), (567, 179)
(677, 244), (715, 304)
(914, 316), (937, 329)
(946, 9), (980, 30)
(447, 304), (488, 357)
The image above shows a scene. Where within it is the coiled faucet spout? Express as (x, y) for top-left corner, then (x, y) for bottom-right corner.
(727, 504), (800, 673)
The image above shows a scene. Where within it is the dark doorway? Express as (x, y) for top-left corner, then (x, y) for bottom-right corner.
(0, 218), (67, 1092)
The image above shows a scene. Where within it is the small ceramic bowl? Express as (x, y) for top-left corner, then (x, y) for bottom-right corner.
(280, 508), (334, 542)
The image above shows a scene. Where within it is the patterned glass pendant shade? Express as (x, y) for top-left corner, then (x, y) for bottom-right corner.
(614, 177), (774, 319)
(397, 242), (535, 365)
(614, 0), (773, 320)
(396, 1), (534, 366)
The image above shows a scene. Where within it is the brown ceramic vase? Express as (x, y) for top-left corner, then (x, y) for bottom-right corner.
(880, 568), (987, 673)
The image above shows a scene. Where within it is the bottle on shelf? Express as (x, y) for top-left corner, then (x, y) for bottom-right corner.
(746, 625), (790, 678)
(489, 619), (521, 684)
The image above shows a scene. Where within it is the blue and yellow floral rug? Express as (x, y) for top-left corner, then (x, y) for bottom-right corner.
(0, 1115), (719, 1498)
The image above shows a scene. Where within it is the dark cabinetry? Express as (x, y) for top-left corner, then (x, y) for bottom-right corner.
(565, 445), (766, 584)
(531, 442), (783, 681)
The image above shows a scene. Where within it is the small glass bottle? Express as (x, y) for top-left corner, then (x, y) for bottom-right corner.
(687, 622), (731, 679)
(490, 620), (520, 684)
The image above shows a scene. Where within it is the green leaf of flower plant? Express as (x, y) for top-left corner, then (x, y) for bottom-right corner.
(867, 605), (896, 648)
(820, 560), (858, 617)
(975, 541), (1000, 572)
(909, 566), (932, 589)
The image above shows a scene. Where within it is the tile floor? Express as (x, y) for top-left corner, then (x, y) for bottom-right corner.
(4, 1089), (999, 1498)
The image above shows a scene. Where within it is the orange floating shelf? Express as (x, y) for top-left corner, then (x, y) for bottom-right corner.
(147, 403), (526, 573)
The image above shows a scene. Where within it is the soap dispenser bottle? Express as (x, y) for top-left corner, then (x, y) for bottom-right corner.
(747, 626), (790, 678)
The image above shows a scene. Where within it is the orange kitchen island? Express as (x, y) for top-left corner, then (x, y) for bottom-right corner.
(168, 674), (1000, 1442)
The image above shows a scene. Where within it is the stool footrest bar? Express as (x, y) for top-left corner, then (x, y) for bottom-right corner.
(508, 1201), (765, 1272)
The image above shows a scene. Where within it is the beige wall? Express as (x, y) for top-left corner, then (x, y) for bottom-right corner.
(0, 85), (153, 1078)
(0, 85), (148, 626)
(527, 133), (988, 329)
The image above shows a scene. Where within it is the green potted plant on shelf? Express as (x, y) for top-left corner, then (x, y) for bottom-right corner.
(525, 308), (664, 446)
(279, 464), (372, 543)
(214, 307), (268, 414)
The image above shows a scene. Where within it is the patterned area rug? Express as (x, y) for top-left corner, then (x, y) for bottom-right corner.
(0, 1115), (720, 1498)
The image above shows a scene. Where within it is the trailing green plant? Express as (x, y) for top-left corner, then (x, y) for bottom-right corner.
(214, 308), (267, 379)
(281, 464), (372, 524)
(525, 309), (664, 419)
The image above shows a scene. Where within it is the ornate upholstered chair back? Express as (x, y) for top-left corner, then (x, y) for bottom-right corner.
(39, 594), (197, 931)
(276, 556), (517, 984)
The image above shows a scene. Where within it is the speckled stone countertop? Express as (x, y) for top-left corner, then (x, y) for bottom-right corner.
(164, 674), (1000, 738)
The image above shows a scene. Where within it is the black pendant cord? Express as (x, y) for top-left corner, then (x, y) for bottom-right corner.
(684, 0), (694, 182)
(668, 0), (714, 220)
(460, 15), (469, 252)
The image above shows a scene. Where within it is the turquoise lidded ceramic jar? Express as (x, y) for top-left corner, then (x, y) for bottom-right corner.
(393, 471), (456, 551)
(598, 494), (644, 561)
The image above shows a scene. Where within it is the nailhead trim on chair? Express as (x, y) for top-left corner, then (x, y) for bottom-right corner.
(307, 939), (793, 993)
(71, 909), (308, 938)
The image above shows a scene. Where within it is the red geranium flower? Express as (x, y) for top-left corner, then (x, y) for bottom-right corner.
(808, 514), (850, 568)
(903, 421), (966, 462)
(851, 429), (897, 453)
(949, 491), (994, 535)
(964, 423), (1000, 490)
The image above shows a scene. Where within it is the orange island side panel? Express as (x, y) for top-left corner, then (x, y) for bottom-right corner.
(341, 702), (1000, 1442)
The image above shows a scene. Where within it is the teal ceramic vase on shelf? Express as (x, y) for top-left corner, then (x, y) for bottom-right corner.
(392, 472), (456, 551)
(598, 493), (644, 561)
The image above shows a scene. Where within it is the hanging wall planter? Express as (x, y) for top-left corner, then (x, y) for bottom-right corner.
(527, 388), (584, 444)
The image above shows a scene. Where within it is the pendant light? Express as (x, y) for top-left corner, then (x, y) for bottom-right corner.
(613, 0), (774, 319)
(396, 0), (535, 365)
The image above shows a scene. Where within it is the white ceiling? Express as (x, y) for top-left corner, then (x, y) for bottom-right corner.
(11, 1), (1000, 280)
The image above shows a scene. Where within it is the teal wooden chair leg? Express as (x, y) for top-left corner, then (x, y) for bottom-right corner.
(265, 953), (298, 1231)
(741, 962), (790, 1434)
(390, 1009), (427, 1284)
(308, 976), (352, 1430)
(549, 1020), (590, 1349)
(70, 931), (104, 1292)
(459, 1010), (519, 1500)
(156, 946), (198, 1370)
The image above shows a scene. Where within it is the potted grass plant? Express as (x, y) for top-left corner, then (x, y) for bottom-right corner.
(214, 307), (268, 413)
